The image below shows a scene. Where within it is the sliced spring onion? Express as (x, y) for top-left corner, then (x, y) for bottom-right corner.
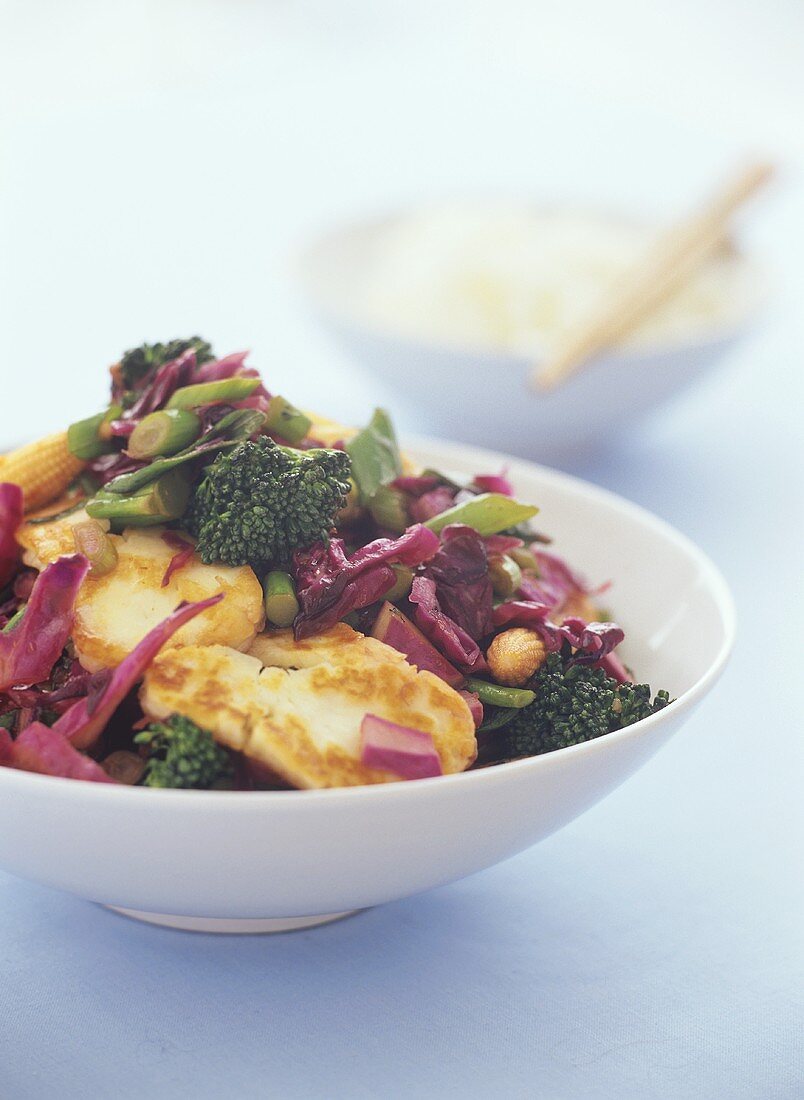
(165, 377), (260, 410)
(263, 570), (300, 628)
(127, 409), (202, 460)
(264, 396), (312, 445)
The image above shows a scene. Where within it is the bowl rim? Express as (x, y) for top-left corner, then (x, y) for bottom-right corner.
(296, 202), (768, 363)
(0, 436), (736, 808)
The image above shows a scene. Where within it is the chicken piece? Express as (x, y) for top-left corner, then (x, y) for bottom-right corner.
(17, 512), (264, 672)
(141, 623), (477, 788)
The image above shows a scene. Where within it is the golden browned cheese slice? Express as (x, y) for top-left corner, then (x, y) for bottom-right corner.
(140, 623), (477, 788)
(16, 511), (264, 673)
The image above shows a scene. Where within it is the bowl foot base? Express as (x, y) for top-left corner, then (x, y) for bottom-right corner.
(105, 906), (361, 934)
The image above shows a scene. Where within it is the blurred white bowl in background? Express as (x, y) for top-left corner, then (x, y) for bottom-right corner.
(298, 204), (765, 459)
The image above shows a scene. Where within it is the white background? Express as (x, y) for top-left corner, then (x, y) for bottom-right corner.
(1, 3), (802, 1098)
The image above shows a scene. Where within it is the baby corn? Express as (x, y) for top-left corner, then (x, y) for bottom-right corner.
(0, 431), (85, 512)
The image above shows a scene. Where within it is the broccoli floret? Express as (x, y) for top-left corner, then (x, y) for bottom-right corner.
(135, 714), (232, 789)
(186, 436), (352, 570)
(502, 652), (671, 758)
(119, 336), (214, 394)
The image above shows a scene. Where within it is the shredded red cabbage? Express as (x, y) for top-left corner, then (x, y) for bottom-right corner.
(293, 525), (440, 639)
(408, 576), (489, 675)
(125, 347), (198, 420)
(54, 594), (223, 750)
(492, 599), (626, 674)
(483, 534), (524, 556)
(88, 450), (147, 486)
(160, 532), (195, 588)
(518, 549), (599, 611)
(194, 351), (250, 382)
(4, 721), (117, 783)
(422, 524), (493, 640)
(391, 475), (441, 496)
(0, 554), (90, 692)
(473, 472), (513, 496)
(409, 486), (458, 524)
(360, 714), (442, 779)
(370, 602), (465, 687)
(0, 483), (23, 588)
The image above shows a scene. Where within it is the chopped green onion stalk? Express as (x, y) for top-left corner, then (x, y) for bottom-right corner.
(424, 493), (538, 537)
(128, 409), (202, 460)
(264, 396), (312, 445)
(368, 485), (409, 534)
(384, 564), (414, 604)
(165, 377), (260, 410)
(67, 404), (123, 460)
(103, 409), (265, 495)
(345, 408), (402, 503)
(71, 519), (119, 576)
(488, 554), (522, 598)
(86, 468), (192, 526)
(263, 570), (300, 628)
(465, 678), (536, 708)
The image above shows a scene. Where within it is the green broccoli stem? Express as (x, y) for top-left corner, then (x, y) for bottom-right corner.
(465, 678), (536, 708)
(166, 377), (260, 410)
(263, 570), (300, 628)
(86, 468), (192, 526)
(127, 409), (202, 459)
(264, 396), (312, 445)
(425, 493), (538, 536)
(67, 404), (123, 460)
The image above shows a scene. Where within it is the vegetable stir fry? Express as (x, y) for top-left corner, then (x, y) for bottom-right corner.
(0, 337), (671, 789)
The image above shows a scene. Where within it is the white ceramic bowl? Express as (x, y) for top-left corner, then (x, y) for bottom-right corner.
(298, 211), (763, 460)
(0, 440), (734, 933)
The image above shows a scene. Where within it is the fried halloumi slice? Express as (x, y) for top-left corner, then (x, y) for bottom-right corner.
(141, 623), (477, 788)
(16, 512), (264, 673)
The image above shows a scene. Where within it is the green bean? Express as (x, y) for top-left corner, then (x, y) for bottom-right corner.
(465, 678), (536, 708)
